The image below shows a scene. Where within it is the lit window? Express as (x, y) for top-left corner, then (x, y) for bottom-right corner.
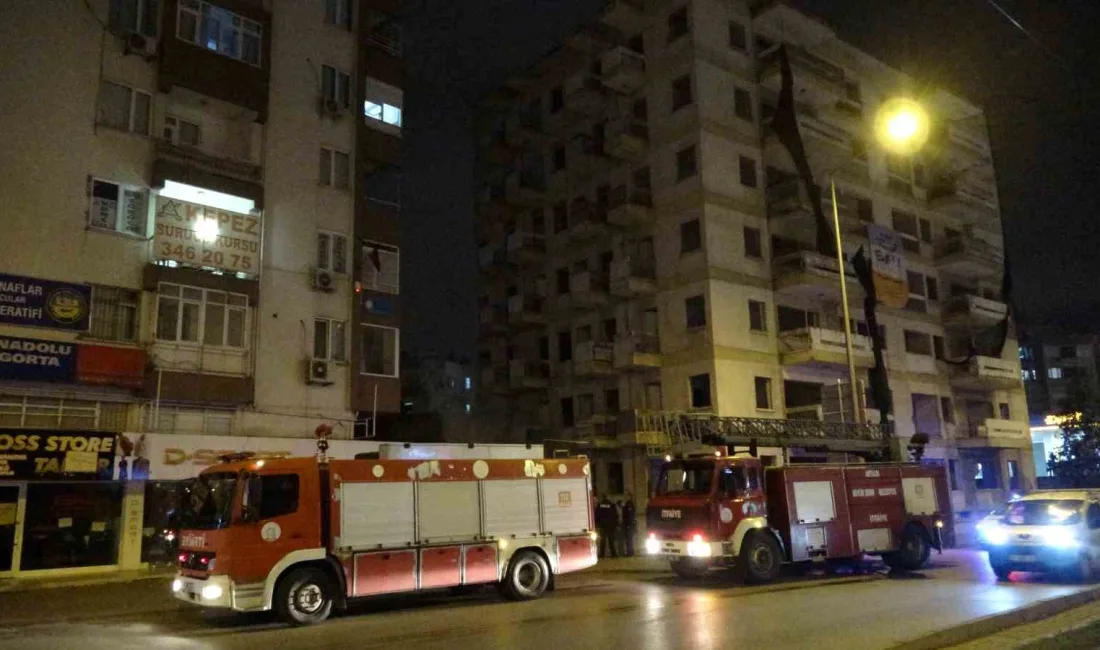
(364, 78), (403, 130)
(177, 1), (262, 67)
(89, 179), (148, 237)
(464, 376), (472, 390)
(1049, 367), (1064, 380)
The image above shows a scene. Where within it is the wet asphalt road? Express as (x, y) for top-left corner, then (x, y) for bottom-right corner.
(0, 550), (1089, 650)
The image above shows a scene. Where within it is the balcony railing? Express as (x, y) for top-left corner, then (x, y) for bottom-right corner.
(366, 23), (402, 57)
(154, 140), (262, 185)
(607, 185), (652, 227)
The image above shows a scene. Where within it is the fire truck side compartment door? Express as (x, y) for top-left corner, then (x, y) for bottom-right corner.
(792, 481), (836, 523)
(541, 478), (589, 535)
(483, 479), (539, 537)
(341, 482), (415, 547)
(419, 481), (480, 542)
(901, 477), (937, 515)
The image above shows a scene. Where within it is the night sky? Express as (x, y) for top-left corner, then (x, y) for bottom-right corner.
(399, 0), (1100, 360)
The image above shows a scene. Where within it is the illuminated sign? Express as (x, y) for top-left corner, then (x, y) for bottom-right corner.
(0, 431), (116, 479)
(153, 195), (261, 275)
(0, 273), (91, 331)
(1044, 412), (1082, 426)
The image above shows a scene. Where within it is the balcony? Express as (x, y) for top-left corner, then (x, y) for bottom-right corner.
(960, 418), (1029, 444)
(601, 47), (646, 94)
(574, 341), (615, 377)
(154, 140), (262, 186)
(757, 45), (847, 108)
(507, 293), (546, 330)
(606, 185), (653, 228)
(609, 257), (657, 297)
(478, 304), (507, 335)
(509, 359), (550, 392)
(778, 327), (873, 369)
(604, 117), (648, 160)
(481, 364), (509, 395)
(505, 174), (547, 207)
(934, 236), (1003, 279)
(570, 419), (619, 447)
(569, 199), (611, 241)
(949, 356), (1020, 391)
(570, 270), (610, 309)
(932, 122), (991, 168)
(506, 231), (546, 265)
(765, 179), (814, 220)
(943, 294), (1008, 328)
(772, 251), (858, 301)
(613, 334), (661, 371)
(566, 76), (606, 118)
(927, 179), (998, 224)
(599, 0), (647, 33)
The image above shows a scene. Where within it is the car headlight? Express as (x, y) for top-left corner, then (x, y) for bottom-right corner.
(1042, 527), (1080, 548)
(201, 584), (223, 600)
(645, 535), (661, 555)
(686, 534), (712, 558)
(171, 579), (183, 593)
(980, 523), (1008, 546)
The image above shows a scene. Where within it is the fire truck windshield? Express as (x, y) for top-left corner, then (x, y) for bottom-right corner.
(180, 472), (239, 530)
(656, 461), (715, 496)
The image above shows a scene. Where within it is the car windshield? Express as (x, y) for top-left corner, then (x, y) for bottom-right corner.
(656, 461), (714, 496)
(180, 472), (239, 530)
(1003, 499), (1083, 526)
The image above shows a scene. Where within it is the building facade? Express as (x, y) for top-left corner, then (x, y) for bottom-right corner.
(1020, 329), (1100, 420)
(474, 0), (1030, 512)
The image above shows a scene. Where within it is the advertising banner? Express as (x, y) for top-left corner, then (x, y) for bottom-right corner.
(0, 273), (91, 331)
(0, 335), (77, 382)
(75, 344), (146, 389)
(0, 431), (117, 479)
(153, 196), (261, 276)
(866, 224), (908, 309)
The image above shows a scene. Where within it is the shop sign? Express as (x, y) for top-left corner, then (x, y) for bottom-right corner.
(0, 272), (91, 331)
(75, 344), (147, 389)
(153, 196), (261, 276)
(0, 335), (77, 382)
(0, 430), (117, 479)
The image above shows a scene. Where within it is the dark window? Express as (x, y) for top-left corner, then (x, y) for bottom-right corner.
(556, 268), (570, 294)
(553, 202), (568, 233)
(539, 336), (549, 361)
(940, 397), (955, 424)
(933, 335), (945, 360)
(999, 402), (1010, 419)
(904, 330), (932, 356)
(907, 271), (926, 296)
(689, 373), (711, 408)
(19, 483), (124, 570)
(734, 87), (753, 121)
(256, 474), (300, 520)
(719, 465), (748, 496)
(532, 212), (545, 235)
(919, 218), (933, 243)
(633, 99), (649, 122)
(561, 397), (575, 427)
(605, 388), (620, 414)
(754, 377), (772, 410)
(685, 294), (706, 328)
(628, 33), (644, 54)
(558, 330), (573, 362)
(672, 74), (693, 111)
(744, 226), (762, 258)
(680, 219), (702, 254)
(676, 145), (697, 181)
(856, 197), (873, 222)
(364, 164), (402, 206)
(728, 21), (747, 51)
(926, 277), (939, 301)
(852, 137), (868, 162)
(608, 462), (625, 494)
(738, 156), (758, 187)
(947, 459), (959, 491)
(668, 6), (688, 42)
(550, 86), (564, 113)
(844, 81), (862, 104)
(553, 146), (566, 172)
(1060, 345), (1077, 358)
(748, 300), (767, 332)
(602, 318), (617, 341)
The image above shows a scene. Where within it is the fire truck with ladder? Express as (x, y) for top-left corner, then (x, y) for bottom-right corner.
(636, 411), (952, 582)
(171, 427), (597, 625)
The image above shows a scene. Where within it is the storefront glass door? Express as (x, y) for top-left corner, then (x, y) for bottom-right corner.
(0, 483), (25, 574)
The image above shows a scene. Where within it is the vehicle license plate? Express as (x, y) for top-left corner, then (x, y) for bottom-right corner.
(1009, 554), (1036, 562)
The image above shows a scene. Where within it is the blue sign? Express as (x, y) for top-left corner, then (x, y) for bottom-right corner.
(0, 273), (91, 331)
(0, 335), (77, 383)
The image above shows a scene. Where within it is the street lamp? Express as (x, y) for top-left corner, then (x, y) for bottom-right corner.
(833, 96), (930, 424)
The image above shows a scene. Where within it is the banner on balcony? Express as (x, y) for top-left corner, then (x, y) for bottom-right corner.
(153, 196), (261, 276)
(866, 224), (908, 308)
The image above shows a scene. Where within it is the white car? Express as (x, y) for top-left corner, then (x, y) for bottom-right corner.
(979, 490), (1100, 581)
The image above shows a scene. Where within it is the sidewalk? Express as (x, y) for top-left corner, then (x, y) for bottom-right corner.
(946, 599), (1100, 650)
(0, 565), (175, 594)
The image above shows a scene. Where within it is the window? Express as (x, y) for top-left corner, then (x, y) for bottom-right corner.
(926, 277), (939, 301)
(322, 65), (352, 109)
(748, 300), (767, 332)
(676, 145), (697, 181)
(608, 462), (625, 494)
(552, 203), (568, 233)
(689, 373), (711, 409)
(163, 115), (201, 146)
(892, 209), (921, 253)
(903, 330), (932, 356)
(919, 218), (933, 243)
(844, 81), (862, 104)
(365, 9), (402, 56)
(177, 1), (262, 66)
(754, 376), (773, 410)
(156, 283), (248, 348)
(558, 330), (573, 362)
(948, 459), (958, 491)
(364, 78), (403, 128)
(602, 318), (617, 342)
(552, 145), (566, 172)
(363, 164), (401, 206)
(556, 268), (570, 295)
(561, 397), (575, 427)
(575, 324), (592, 344)
(628, 33), (644, 54)
(744, 226), (762, 258)
(671, 74), (693, 110)
(856, 197), (873, 222)
(680, 219), (701, 254)
(1060, 345), (1077, 358)
(1007, 460), (1021, 492)
(685, 294), (706, 329)
(1049, 367), (1064, 380)
(253, 474), (300, 520)
(109, 0), (159, 37)
(940, 397), (955, 424)
(313, 318), (347, 362)
(933, 335), (945, 360)
(319, 148), (351, 189)
(360, 324), (398, 376)
(734, 87), (753, 121)
(323, 0), (353, 29)
(97, 80), (151, 135)
(89, 179), (148, 236)
(1021, 368), (1037, 381)
(999, 402), (1010, 419)
(362, 241), (400, 294)
(668, 6), (688, 41)
(550, 86), (564, 113)
(728, 21), (747, 51)
(89, 286), (139, 342)
(316, 231), (349, 274)
(605, 388), (620, 414)
(738, 156), (758, 188)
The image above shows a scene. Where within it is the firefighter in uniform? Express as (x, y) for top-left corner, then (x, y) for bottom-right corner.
(595, 495), (618, 558)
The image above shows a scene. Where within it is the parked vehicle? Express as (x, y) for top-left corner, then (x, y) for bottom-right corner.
(171, 450), (596, 625)
(979, 489), (1100, 581)
(645, 454), (951, 582)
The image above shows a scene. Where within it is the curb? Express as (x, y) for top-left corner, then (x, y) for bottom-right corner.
(0, 569), (174, 594)
(891, 586), (1100, 650)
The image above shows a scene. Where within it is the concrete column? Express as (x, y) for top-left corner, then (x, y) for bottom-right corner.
(117, 481), (146, 570)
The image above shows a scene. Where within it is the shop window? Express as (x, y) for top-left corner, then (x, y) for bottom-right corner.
(20, 483), (124, 571)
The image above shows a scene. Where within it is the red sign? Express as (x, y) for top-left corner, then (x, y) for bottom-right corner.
(76, 344), (146, 389)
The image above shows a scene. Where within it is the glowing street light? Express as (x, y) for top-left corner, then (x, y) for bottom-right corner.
(874, 97), (931, 155)
(195, 218), (219, 244)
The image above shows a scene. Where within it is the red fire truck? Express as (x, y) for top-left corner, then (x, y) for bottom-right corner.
(645, 454), (951, 582)
(171, 449), (597, 625)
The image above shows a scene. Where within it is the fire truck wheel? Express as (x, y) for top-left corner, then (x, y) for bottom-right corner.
(893, 525), (932, 571)
(501, 551), (550, 600)
(738, 532), (782, 584)
(670, 558), (710, 580)
(275, 567), (334, 626)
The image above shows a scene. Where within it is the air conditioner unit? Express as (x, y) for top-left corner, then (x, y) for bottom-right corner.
(123, 32), (157, 60)
(306, 358), (333, 385)
(312, 268), (335, 292)
(320, 98), (347, 118)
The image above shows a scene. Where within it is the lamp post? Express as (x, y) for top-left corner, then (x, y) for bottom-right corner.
(829, 176), (861, 423)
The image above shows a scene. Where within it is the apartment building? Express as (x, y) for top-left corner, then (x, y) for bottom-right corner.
(1020, 328), (1100, 419)
(474, 0), (1030, 512)
(0, 0), (403, 448)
